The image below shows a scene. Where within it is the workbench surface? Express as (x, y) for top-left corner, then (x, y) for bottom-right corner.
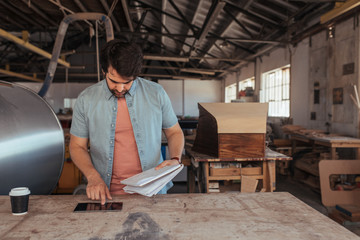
(0, 193), (358, 240)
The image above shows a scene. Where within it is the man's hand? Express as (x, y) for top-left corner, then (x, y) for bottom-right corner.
(155, 159), (179, 170)
(86, 175), (112, 205)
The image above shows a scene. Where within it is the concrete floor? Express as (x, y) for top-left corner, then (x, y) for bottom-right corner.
(169, 174), (360, 237)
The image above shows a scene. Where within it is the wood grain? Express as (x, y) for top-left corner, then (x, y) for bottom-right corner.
(0, 193), (358, 240)
(219, 133), (265, 158)
(192, 104), (219, 156)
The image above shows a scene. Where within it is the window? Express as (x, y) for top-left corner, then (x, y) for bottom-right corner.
(260, 65), (290, 117)
(239, 77), (255, 92)
(225, 83), (237, 103)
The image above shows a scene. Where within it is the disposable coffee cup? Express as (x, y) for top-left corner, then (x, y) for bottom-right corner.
(9, 187), (31, 215)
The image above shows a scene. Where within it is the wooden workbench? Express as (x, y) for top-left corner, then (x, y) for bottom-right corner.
(290, 134), (360, 159)
(0, 193), (358, 240)
(185, 144), (292, 193)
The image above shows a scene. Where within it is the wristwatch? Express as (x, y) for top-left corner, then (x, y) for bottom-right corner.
(171, 157), (181, 164)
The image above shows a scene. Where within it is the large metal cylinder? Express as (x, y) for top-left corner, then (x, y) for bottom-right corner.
(0, 81), (64, 195)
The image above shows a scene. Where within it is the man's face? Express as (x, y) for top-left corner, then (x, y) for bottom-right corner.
(105, 66), (134, 98)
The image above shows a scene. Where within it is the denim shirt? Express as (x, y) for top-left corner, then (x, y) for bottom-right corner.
(70, 77), (178, 193)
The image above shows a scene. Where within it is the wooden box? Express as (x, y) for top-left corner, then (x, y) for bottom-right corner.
(210, 167), (262, 176)
(192, 103), (268, 158)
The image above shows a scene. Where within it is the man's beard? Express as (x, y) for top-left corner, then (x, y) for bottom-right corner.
(111, 89), (128, 98)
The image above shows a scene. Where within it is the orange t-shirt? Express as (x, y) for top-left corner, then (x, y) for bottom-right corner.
(110, 97), (142, 194)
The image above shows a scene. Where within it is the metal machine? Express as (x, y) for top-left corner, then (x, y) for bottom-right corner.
(0, 81), (64, 194)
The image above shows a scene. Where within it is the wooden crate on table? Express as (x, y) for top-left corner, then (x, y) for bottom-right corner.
(192, 102), (268, 158)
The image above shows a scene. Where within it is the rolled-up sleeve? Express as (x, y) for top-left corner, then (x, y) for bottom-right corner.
(70, 95), (89, 138)
(160, 87), (178, 129)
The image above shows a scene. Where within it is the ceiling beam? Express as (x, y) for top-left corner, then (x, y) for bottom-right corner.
(0, 28), (70, 67)
(195, 0), (226, 48)
(0, 1), (44, 29)
(143, 65), (228, 72)
(144, 55), (189, 62)
(122, 0), (134, 32)
(74, 0), (88, 11)
(320, 0), (360, 24)
(20, 0), (58, 27)
(168, 0), (196, 34)
(223, 8), (253, 39)
(161, 0), (167, 48)
(206, 37), (283, 44)
(195, 0), (254, 67)
(0, 68), (43, 82)
(224, 1), (281, 29)
(181, 0), (205, 54)
(143, 54), (248, 62)
(99, 0), (121, 32)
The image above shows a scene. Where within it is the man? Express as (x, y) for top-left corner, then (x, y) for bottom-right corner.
(69, 40), (184, 204)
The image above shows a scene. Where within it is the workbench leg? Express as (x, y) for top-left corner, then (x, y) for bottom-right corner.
(331, 148), (337, 160)
(291, 140), (297, 155)
(187, 164), (195, 193)
(263, 161), (269, 192)
(357, 148), (360, 160)
(268, 160), (276, 192)
(203, 162), (209, 193)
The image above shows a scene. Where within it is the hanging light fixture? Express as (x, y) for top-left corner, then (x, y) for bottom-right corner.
(219, 40), (228, 48)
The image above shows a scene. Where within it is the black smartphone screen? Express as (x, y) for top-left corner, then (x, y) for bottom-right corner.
(74, 202), (123, 212)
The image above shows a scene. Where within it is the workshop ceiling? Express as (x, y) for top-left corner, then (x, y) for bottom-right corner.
(0, 0), (346, 83)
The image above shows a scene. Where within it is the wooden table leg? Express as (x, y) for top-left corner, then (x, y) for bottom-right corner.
(357, 148), (360, 160)
(268, 160), (276, 192)
(291, 139), (297, 155)
(331, 148), (337, 160)
(203, 162), (209, 193)
(263, 161), (269, 192)
(187, 164), (195, 193)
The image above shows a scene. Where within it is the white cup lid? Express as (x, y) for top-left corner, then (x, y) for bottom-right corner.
(9, 187), (31, 196)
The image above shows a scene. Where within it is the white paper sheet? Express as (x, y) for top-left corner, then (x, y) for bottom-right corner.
(121, 164), (184, 197)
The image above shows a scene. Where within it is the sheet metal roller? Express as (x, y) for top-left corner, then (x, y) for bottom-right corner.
(0, 81), (64, 195)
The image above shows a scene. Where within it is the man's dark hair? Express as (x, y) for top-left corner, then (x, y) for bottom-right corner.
(100, 40), (143, 77)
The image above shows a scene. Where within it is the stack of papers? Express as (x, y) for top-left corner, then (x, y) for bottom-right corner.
(121, 164), (184, 197)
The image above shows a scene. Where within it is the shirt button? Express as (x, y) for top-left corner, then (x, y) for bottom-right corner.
(111, 124), (115, 127)
(107, 174), (110, 177)
(108, 158), (111, 161)
(110, 141), (113, 144)
(113, 107), (116, 111)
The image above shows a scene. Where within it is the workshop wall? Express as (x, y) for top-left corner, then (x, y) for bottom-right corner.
(225, 16), (360, 137)
(159, 79), (222, 117)
(290, 38), (310, 127)
(309, 17), (358, 137)
(15, 82), (93, 113)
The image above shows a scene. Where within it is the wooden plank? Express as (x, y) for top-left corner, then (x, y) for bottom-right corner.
(208, 175), (263, 181)
(203, 162), (209, 193)
(263, 161), (270, 192)
(210, 167), (262, 176)
(219, 133), (265, 158)
(268, 160), (276, 192)
(210, 167), (241, 176)
(185, 145), (291, 162)
(198, 102), (268, 133)
(0, 193), (358, 239)
(241, 176), (259, 193)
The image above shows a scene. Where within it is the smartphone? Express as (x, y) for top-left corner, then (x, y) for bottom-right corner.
(74, 202), (123, 212)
